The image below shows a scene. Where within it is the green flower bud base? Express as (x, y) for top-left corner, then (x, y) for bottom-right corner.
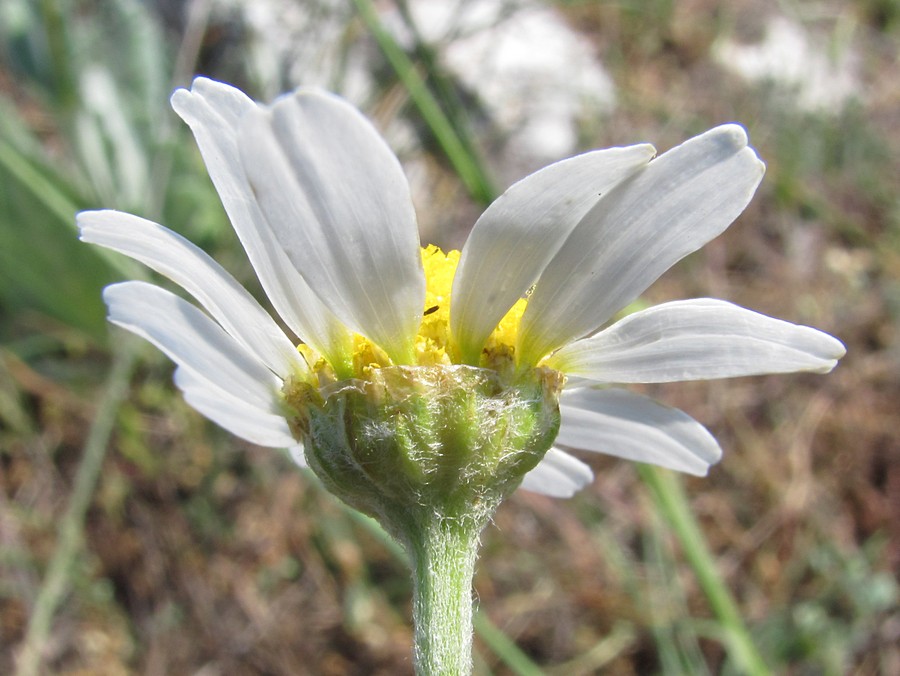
(284, 365), (563, 674)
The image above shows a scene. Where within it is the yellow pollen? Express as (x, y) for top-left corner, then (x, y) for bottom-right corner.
(300, 245), (528, 381)
(414, 244), (527, 369)
(414, 244), (458, 366)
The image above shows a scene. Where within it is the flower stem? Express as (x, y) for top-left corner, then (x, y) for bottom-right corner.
(406, 517), (481, 675)
(344, 508), (546, 674)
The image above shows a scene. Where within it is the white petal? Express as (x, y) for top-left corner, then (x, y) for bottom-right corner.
(238, 88), (425, 364)
(519, 448), (594, 498)
(549, 299), (846, 382)
(104, 281), (281, 410)
(174, 367), (297, 448)
(450, 144), (655, 363)
(519, 125), (766, 364)
(518, 448), (594, 498)
(557, 388), (722, 476)
(287, 444), (307, 468)
(79, 210), (307, 379)
(171, 78), (353, 368)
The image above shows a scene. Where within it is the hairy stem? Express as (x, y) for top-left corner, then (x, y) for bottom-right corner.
(407, 517), (482, 675)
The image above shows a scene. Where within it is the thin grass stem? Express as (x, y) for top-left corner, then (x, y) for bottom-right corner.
(472, 613), (543, 676)
(637, 464), (771, 676)
(350, 0), (496, 205)
(15, 339), (141, 676)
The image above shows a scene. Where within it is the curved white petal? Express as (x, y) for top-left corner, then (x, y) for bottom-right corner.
(549, 299), (846, 382)
(557, 388), (722, 476)
(174, 367), (297, 448)
(287, 444), (307, 468)
(518, 447), (594, 498)
(79, 209), (307, 379)
(171, 78), (353, 368)
(450, 144), (656, 363)
(519, 125), (766, 364)
(104, 281), (281, 410)
(238, 88), (425, 364)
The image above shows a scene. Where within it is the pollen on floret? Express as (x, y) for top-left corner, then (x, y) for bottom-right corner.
(297, 343), (333, 382)
(482, 294), (528, 371)
(297, 245), (529, 384)
(415, 244), (458, 366)
(416, 245), (527, 370)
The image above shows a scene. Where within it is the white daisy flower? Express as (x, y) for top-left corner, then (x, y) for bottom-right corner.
(78, 77), (845, 501)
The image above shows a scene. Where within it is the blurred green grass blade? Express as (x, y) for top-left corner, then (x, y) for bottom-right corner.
(73, 66), (152, 210)
(0, 125), (82, 227)
(36, 0), (78, 112)
(0, 136), (120, 340)
(392, 0), (491, 188)
(0, 0), (167, 344)
(0, 0), (38, 80)
(107, 0), (168, 131)
(351, 0), (497, 205)
(546, 621), (636, 675)
(644, 502), (712, 675)
(638, 465), (771, 675)
(0, 350), (32, 433)
(472, 612), (543, 676)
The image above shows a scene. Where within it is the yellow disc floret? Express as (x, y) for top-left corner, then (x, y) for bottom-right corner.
(415, 244), (458, 366)
(284, 247), (562, 511)
(416, 245), (527, 371)
(298, 245), (528, 383)
(482, 289), (527, 373)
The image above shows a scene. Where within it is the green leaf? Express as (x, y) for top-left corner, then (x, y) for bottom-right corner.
(0, 136), (117, 341)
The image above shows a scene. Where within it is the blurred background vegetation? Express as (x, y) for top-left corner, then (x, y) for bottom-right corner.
(0, 0), (897, 673)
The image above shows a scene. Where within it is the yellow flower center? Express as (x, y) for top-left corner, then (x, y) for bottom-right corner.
(299, 245), (528, 383)
(283, 248), (562, 504)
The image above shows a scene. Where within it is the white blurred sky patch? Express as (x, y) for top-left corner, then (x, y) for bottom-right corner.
(231, 0), (373, 102)
(226, 0), (615, 166)
(392, 0), (616, 164)
(713, 15), (860, 113)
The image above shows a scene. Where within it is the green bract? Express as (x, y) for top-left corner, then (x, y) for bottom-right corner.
(286, 365), (564, 540)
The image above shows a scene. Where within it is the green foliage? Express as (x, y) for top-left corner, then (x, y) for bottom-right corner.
(760, 536), (898, 673)
(0, 0), (215, 344)
(0, 142), (115, 340)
